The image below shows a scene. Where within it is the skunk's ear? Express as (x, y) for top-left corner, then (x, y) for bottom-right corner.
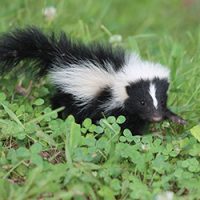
(126, 85), (131, 96)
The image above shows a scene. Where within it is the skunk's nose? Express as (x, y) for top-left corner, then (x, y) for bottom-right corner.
(152, 116), (162, 122)
(151, 113), (163, 122)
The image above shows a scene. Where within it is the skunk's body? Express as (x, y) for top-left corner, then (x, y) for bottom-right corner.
(0, 27), (186, 134)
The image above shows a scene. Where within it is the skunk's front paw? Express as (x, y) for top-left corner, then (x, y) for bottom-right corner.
(165, 109), (187, 125)
(169, 115), (187, 125)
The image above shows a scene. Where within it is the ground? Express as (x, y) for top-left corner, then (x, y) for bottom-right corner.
(0, 0), (200, 199)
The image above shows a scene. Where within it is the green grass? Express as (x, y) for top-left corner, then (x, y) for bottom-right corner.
(0, 0), (200, 199)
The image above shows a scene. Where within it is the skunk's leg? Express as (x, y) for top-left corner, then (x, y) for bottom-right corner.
(123, 116), (148, 135)
(165, 109), (187, 125)
(51, 92), (74, 119)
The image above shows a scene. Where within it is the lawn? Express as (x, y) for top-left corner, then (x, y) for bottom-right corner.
(0, 0), (200, 199)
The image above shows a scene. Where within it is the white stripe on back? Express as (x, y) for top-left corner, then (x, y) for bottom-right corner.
(49, 61), (116, 106)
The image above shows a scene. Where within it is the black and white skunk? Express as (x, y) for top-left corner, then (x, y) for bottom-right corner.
(0, 27), (186, 134)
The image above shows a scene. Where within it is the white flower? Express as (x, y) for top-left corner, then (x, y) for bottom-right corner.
(155, 191), (174, 200)
(141, 144), (149, 151)
(43, 6), (57, 21)
(109, 34), (122, 44)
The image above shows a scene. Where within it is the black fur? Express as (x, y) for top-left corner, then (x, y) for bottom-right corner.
(0, 27), (186, 135)
(51, 89), (148, 134)
(51, 87), (113, 123)
(0, 27), (125, 75)
(0, 27), (56, 75)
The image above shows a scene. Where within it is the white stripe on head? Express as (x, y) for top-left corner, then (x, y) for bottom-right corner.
(149, 83), (158, 109)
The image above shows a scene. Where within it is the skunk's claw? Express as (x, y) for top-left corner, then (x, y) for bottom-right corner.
(165, 109), (187, 125)
(169, 115), (187, 125)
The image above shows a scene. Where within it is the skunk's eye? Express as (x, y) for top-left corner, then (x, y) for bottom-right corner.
(161, 100), (165, 106)
(140, 100), (145, 106)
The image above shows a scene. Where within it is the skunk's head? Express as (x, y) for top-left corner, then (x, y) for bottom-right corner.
(124, 78), (169, 122)
(111, 54), (170, 122)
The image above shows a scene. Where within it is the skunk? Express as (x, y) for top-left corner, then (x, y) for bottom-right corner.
(0, 27), (186, 134)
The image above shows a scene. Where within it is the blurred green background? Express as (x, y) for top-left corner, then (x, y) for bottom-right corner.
(0, 1), (200, 199)
(1, 0), (200, 37)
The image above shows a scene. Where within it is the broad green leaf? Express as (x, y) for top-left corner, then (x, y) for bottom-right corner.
(116, 115), (126, 124)
(36, 131), (57, 146)
(95, 126), (104, 134)
(119, 136), (126, 142)
(190, 125), (200, 142)
(30, 154), (43, 166)
(16, 147), (30, 158)
(82, 118), (92, 129)
(30, 143), (43, 154)
(107, 116), (116, 124)
(0, 92), (6, 102)
(89, 124), (96, 132)
(1, 103), (24, 128)
(110, 178), (121, 191)
(98, 186), (115, 200)
(68, 122), (81, 150)
(33, 98), (44, 106)
(17, 132), (26, 140)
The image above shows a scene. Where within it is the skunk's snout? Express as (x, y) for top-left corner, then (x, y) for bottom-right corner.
(151, 113), (163, 122)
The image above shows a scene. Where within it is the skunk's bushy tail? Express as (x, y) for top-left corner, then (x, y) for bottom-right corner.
(0, 27), (64, 76)
(0, 26), (125, 77)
